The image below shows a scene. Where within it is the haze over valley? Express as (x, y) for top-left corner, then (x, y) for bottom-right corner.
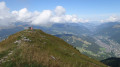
(0, 0), (120, 67)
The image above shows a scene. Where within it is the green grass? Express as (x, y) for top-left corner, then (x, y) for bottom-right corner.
(100, 48), (106, 51)
(0, 29), (108, 67)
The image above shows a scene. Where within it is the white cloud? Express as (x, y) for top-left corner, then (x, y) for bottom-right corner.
(54, 6), (66, 16)
(101, 15), (120, 23)
(0, 2), (16, 29)
(0, 1), (89, 29)
(1, 1), (120, 29)
(50, 16), (64, 23)
(32, 10), (52, 25)
(12, 8), (33, 23)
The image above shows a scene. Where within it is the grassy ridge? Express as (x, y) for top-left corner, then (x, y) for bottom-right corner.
(0, 29), (107, 67)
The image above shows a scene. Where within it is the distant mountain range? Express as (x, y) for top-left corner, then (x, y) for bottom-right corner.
(95, 22), (120, 44)
(0, 22), (120, 61)
(0, 27), (24, 41)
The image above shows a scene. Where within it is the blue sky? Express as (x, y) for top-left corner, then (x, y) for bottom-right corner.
(0, 0), (120, 28)
(1, 0), (120, 17)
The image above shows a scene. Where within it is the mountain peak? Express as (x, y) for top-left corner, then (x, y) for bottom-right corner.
(0, 29), (107, 67)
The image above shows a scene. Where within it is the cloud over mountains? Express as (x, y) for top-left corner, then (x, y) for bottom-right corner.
(101, 15), (120, 23)
(0, 1), (120, 29)
(0, 1), (89, 29)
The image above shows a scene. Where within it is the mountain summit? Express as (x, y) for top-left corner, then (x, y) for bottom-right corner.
(0, 29), (107, 67)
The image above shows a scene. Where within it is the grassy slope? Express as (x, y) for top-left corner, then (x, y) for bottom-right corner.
(0, 29), (107, 67)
